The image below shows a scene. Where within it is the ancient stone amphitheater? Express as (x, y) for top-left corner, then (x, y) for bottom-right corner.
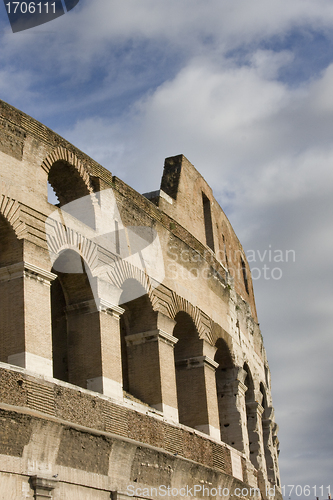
(0, 99), (281, 499)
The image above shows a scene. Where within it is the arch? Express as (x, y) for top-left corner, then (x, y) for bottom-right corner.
(120, 279), (156, 333)
(42, 147), (93, 205)
(47, 224), (98, 279)
(108, 259), (157, 309)
(44, 149), (97, 232)
(212, 323), (234, 354)
(0, 213), (24, 267)
(215, 338), (234, 370)
(0, 183), (27, 239)
(0, 214), (25, 364)
(167, 291), (213, 343)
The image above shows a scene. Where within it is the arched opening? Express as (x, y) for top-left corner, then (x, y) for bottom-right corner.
(119, 279), (158, 405)
(51, 249), (98, 389)
(173, 312), (206, 429)
(48, 160), (90, 206)
(0, 215), (24, 364)
(0, 215), (23, 267)
(214, 338), (235, 444)
(47, 160), (95, 229)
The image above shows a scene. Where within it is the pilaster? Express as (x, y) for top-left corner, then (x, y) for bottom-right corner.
(0, 262), (56, 377)
(246, 401), (267, 474)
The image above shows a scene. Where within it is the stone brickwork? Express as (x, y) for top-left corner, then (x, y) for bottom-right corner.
(0, 99), (281, 499)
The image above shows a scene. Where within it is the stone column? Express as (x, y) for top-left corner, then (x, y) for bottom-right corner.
(262, 413), (278, 485)
(0, 262), (56, 377)
(66, 298), (124, 400)
(176, 340), (220, 440)
(272, 422), (281, 486)
(216, 367), (249, 454)
(125, 328), (179, 421)
(246, 401), (267, 474)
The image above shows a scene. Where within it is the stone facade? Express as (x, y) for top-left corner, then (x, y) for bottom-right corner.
(0, 99), (281, 499)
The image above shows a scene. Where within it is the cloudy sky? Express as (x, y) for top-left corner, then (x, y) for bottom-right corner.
(0, 0), (332, 493)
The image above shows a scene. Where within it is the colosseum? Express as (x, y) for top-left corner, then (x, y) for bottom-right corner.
(0, 99), (281, 499)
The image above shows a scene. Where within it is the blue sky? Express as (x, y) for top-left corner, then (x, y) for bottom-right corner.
(1, 0), (332, 492)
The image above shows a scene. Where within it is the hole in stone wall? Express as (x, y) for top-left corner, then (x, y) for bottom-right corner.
(202, 192), (215, 252)
(47, 181), (60, 205)
(241, 257), (249, 294)
(222, 234), (228, 266)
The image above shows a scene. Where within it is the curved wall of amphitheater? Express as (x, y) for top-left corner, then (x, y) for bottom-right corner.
(0, 99), (281, 500)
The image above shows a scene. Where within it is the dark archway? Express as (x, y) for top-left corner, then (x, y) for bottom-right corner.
(0, 215), (24, 363)
(214, 338), (235, 443)
(119, 279), (157, 404)
(173, 312), (206, 429)
(48, 160), (95, 229)
(51, 249), (96, 388)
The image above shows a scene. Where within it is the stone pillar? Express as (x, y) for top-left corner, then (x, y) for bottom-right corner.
(30, 476), (57, 499)
(0, 262), (56, 377)
(216, 367), (249, 455)
(66, 298), (124, 400)
(246, 401), (267, 474)
(125, 328), (179, 421)
(272, 422), (281, 486)
(176, 340), (220, 440)
(262, 413), (278, 485)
